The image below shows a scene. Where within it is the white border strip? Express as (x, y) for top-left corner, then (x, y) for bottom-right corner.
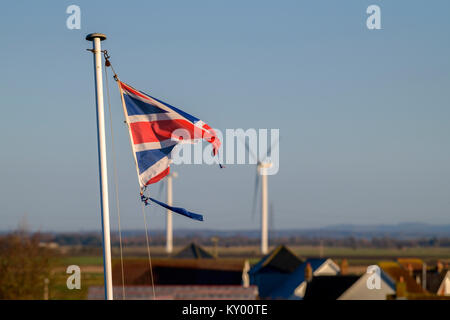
(139, 156), (171, 186)
(134, 139), (178, 152)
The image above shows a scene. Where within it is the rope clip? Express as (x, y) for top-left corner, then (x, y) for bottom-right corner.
(102, 50), (111, 67)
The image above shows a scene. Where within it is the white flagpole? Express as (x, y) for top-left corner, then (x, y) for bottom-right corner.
(86, 33), (113, 300)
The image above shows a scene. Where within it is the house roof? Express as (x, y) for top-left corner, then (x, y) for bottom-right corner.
(174, 242), (213, 259)
(426, 270), (448, 294)
(379, 261), (426, 294)
(380, 270), (397, 292)
(88, 285), (259, 300)
(112, 258), (247, 286)
(307, 258), (338, 272)
(249, 245), (303, 275)
(397, 258), (424, 271)
(268, 258), (332, 299)
(303, 275), (360, 300)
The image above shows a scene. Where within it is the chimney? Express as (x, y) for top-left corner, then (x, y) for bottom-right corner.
(340, 259), (348, 275)
(305, 263), (313, 282)
(396, 276), (406, 300)
(422, 262), (427, 290)
(407, 263), (414, 277)
(437, 261), (444, 273)
(211, 237), (219, 258)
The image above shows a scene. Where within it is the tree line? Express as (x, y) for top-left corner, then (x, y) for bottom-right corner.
(28, 232), (450, 249)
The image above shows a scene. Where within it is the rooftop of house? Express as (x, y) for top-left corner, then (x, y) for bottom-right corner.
(379, 261), (426, 294)
(426, 269), (449, 294)
(268, 258), (337, 299)
(303, 275), (360, 300)
(249, 245), (303, 275)
(173, 242), (214, 259)
(112, 258), (248, 286)
(397, 258), (425, 271)
(88, 285), (259, 300)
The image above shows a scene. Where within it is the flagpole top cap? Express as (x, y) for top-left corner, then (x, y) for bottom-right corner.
(85, 33), (107, 41)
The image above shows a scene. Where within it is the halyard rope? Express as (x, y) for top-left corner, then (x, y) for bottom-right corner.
(141, 202), (157, 299)
(104, 63), (126, 300)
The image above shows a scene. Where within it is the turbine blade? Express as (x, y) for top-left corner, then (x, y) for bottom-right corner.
(269, 203), (274, 232)
(238, 136), (258, 163)
(251, 171), (260, 220)
(261, 137), (280, 163)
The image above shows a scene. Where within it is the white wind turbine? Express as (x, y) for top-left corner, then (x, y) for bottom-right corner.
(165, 171), (178, 254)
(152, 171), (178, 254)
(244, 139), (278, 255)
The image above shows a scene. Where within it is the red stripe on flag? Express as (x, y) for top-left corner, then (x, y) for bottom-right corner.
(145, 166), (170, 185)
(201, 126), (221, 155)
(130, 119), (203, 145)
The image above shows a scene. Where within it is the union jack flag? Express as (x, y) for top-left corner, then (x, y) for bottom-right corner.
(118, 81), (220, 221)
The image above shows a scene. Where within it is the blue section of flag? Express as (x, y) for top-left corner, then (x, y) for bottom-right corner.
(140, 91), (200, 123)
(124, 94), (167, 115)
(148, 197), (204, 221)
(135, 145), (175, 174)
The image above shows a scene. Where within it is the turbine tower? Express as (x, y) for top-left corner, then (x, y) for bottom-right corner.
(245, 139), (278, 255)
(166, 171), (178, 254)
(258, 161), (272, 254)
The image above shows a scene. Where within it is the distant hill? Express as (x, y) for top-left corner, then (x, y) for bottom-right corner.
(118, 223), (450, 239)
(319, 223), (450, 238)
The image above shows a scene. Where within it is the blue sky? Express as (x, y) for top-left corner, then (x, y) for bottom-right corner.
(1, 1), (450, 231)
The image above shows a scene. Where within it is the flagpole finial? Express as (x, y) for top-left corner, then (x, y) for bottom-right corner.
(86, 33), (107, 41)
